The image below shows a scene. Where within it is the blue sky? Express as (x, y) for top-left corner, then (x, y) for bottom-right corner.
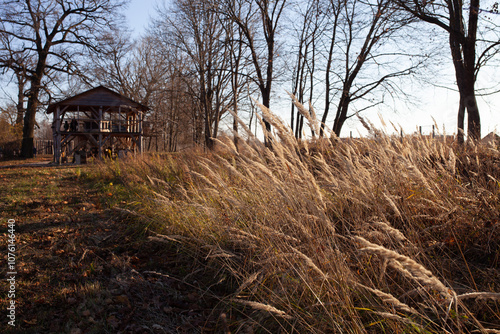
(1, 0), (495, 138)
(0, 0), (496, 138)
(123, 0), (500, 138)
(125, 0), (157, 37)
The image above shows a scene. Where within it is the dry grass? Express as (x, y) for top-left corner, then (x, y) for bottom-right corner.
(97, 103), (500, 333)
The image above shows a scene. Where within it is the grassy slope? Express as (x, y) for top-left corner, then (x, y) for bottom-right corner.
(0, 161), (226, 334)
(90, 123), (500, 333)
(1, 118), (500, 334)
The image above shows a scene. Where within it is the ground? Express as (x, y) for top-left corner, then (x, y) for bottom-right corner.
(0, 156), (226, 334)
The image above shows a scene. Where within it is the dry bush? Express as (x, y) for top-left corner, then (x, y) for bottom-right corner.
(99, 102), (500, 333)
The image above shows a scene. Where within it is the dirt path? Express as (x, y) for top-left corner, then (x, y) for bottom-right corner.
(0, 164), (224, 333)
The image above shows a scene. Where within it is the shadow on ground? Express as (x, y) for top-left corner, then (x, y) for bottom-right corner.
(0, 164), (227, 334)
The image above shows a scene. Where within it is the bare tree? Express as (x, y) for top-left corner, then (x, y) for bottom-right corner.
(0, 31), (34, 128)
(0, 103), (17, 144)
(318, 0), (423, 137)
(220, 11), (246, 145)
(320, 0), (343, 137)
(220, 0), (288, 145)
(290, 0), (329, 138)
(0, 0), (127, 158)
(91, 31), (171, 108)
(150, 43), (199, 151)
(89, 31), (193, 151)
(285, 0), (425, 138)
(393, 0), (500, 141)
(0, 103), (18, 126)
(89, 28), (135, 97)
(154, 0), (233, 150)
(0, 70), (28, 131)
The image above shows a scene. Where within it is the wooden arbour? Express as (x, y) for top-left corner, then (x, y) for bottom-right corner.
(47, 86), (148, 164)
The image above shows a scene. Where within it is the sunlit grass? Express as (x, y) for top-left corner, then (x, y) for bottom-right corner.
(92, 103), (500, 333)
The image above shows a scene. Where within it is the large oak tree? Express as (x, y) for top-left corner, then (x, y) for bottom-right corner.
(0, 0), (127, 158)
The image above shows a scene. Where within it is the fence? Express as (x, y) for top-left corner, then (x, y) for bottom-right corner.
(35, 140), (53, 155)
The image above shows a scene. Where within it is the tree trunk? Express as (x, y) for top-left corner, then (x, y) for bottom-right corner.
(332, 81), (351, 137)
(332, 106), (347, 137)
(448, 0), (480, 142)
(232, 88), (239, 147)
(298, 115), (304, 138)
(295, 113), (302, 138)
(465, 91), (480, 141)
(21, 65), (44, 158)
(212, 96), (221, 147)
(320, 8), (339, 138)
(457, 96), (465, 144)
(465, 0), (480, 141)
(453, 56), (481, 141)
(21, 91), (39, 158)
(320, 35), (335, 137)
(231, 35), (241, 147)
(332, 91), (350, 137)
(262, 89), (272, 145)
(15, 75), (25, 126)
(204, 108), (214, 150)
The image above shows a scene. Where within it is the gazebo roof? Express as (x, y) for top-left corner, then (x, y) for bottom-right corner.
(47, 86), (148, 114)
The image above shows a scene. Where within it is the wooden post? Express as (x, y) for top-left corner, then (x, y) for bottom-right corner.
(139, 111), (143, 133)
(432, 125), (435, 139)
(139, 111), (143, 154)
(54, 106), (61, 164)
(419, 126), (422, 135)
(98, 106), (103, 159)
(52, 123), (58, 163)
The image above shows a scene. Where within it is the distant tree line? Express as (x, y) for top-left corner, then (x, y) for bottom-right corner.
(1, 0), (500, 157)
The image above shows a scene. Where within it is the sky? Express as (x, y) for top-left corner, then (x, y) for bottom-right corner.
(1, 0), (497, 139)
(123, 0), (500, 139)
(125, 0), (157, 38)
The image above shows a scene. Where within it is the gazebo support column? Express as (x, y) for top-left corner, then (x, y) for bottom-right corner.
(98, 106), (103, 159)
(139, 111), (143, 155)
(53, 106), (61, 164)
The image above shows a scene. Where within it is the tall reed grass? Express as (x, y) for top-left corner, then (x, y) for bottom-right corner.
(98, 102), (500, 333)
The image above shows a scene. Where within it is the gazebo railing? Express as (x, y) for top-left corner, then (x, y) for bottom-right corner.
(59, 118), (142, 133)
